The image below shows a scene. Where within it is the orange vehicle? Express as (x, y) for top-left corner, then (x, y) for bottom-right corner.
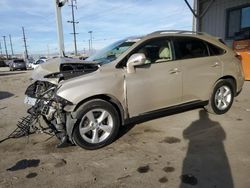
(233, 39), (250, 80)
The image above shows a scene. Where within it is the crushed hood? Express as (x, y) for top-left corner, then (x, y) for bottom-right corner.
(31, 57), (99, 84)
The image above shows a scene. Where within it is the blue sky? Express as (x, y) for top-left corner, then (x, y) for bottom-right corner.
(0, 0), (194, 55)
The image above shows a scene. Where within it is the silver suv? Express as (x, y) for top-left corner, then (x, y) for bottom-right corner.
(24, 30), (244, 149)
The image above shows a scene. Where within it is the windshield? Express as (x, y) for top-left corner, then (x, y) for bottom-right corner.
(86, 38), (139, 65)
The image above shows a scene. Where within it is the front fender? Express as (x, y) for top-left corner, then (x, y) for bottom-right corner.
(56, 69), (126, 112)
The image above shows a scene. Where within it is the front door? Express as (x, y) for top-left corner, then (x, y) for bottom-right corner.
(125, 38), (182, 117)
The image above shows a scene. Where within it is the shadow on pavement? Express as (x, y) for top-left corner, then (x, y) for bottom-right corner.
(117, 123), (136, 140)
(180, 110), (234, 188)
(0, 91), (14, 100)
(117, 104), (205, 141)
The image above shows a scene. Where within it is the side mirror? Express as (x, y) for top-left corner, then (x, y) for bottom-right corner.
(126, 53), (146, 74)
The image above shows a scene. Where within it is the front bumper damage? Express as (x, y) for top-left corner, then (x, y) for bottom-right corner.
(9, 58), (101, 146)
(24, 81), (76, 146)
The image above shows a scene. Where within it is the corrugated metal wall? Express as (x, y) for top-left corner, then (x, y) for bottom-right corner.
(198, 0), (250, 46)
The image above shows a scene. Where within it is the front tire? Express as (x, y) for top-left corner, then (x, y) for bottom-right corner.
(205, 79), (234, 114)
(72, 99), (120, 150)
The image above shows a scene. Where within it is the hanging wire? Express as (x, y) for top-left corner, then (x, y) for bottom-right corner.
(0, 113), (54, 144)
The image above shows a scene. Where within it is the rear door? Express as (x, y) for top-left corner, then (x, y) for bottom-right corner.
(173, 37), (222, 102)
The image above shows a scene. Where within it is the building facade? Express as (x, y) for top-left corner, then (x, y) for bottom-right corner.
(196, 0), (250, 47)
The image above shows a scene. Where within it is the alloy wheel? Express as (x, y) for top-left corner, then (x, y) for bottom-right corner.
(214, 85), (232, 110)
(79, 108), (114, 144)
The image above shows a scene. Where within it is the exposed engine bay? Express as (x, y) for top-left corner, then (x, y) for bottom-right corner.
(24, 81), (70, 145)
(0, 80), (69, 145)
(44, 62), (99, 80)
(14, 60), (100, 147)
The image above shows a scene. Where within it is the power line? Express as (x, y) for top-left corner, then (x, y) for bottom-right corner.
(77, 1), (142, 22)
(2, 36), (8, 59)
(83, 37), (121, 43)
(9, 34), (14, 56)
(22, 27), (29, 59)
(77, 0), (181, 24)
(68, 0), (79, 55)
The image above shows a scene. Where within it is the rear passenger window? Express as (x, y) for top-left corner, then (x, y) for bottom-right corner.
(174, 37), (209, 60)
(207, 43), (226, 56)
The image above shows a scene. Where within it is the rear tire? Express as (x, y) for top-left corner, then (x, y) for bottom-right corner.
(205, 79), (234, 114)
(72, 99), (120, 150)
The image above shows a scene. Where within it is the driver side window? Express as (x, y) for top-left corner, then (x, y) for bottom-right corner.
(134, 38), (173, 65)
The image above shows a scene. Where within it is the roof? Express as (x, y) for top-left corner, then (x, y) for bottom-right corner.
(145, 30), (217, 41)
(148, 30), (210, 36)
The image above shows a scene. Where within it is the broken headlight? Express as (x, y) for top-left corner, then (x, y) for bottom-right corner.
(25, 81), (57, 99)
(54, 95), (73, 106)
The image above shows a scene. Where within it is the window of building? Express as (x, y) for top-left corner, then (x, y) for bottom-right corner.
(226, 4), (250, 39)
(241, 7), (250, 28)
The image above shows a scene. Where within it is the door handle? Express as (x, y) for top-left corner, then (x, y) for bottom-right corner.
(169, 68), (180, 74)
(211, 62), (220, 67)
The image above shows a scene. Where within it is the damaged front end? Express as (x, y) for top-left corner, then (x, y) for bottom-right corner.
(21, 58), (100, 147)
(24, 80), (73, 146)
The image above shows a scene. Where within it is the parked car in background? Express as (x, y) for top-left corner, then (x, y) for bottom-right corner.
(4, 60), (11, 66)
(79, 56), (88, 60)
(39, 56), (47, 60)
(24, 30), (244, 150)
(31, 58), (47, 69)
(26, 58), (35, 69)
(0, 60), (7, 67)
(9, 59), (27, 71)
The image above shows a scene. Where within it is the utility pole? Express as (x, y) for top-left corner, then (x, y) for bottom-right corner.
(2, 36), (8, 59)
(9, 34), (14, 56)
(47, 44), (50, 58)
(192, 0), (197, 32)
(22, 27), (28, 60)
(54, 0), (67, 57)
(0, 41), (2, 56)
(88, 39), (91, 54)
(68, 0), (79, 56)
(88, 30), (93, 53)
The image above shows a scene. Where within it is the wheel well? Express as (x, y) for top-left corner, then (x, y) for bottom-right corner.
(218, 76), (237, 96)
(73, 94), (124, 124)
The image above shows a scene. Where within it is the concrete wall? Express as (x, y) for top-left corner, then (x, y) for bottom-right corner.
(198, 0), (250, 47)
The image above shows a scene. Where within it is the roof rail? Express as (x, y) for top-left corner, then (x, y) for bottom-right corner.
(148, 30), (209, 36)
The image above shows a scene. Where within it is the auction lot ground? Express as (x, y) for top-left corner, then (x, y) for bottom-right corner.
(0, 67), (250, 188)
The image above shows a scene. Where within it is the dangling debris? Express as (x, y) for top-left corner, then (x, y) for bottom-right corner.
(9, 115), (37, 138)
(0, 113), (54, 144)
